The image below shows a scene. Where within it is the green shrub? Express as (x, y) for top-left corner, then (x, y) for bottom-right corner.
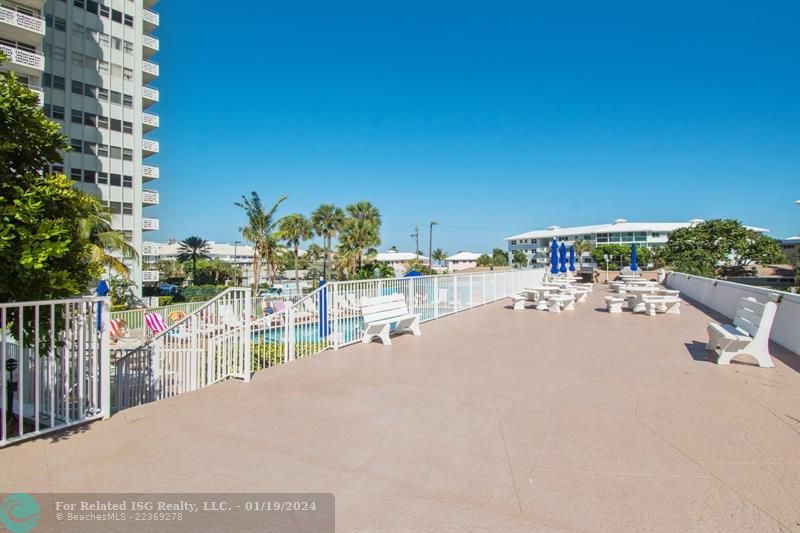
(158, 296), (174, 306)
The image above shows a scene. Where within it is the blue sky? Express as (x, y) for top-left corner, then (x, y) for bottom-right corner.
(148, 0), (800, 254)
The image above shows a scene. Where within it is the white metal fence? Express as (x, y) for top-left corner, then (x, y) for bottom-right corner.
(111, 301), (206, 334)
(1, 297), (110, 447)
(666, 272), (800, 355)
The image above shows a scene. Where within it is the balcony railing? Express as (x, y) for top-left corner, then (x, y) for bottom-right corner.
(142, 189), (159, 205)
(0, 5), (45, 35)
(142, 86), (159, 102)
(142, 60), (159, 78)
(142, 270), (160, 283)
(142, 34), (159, 52)
(0, 43), (44, 71)
(142, 242), (160, 256)
(142, 217), (159, 231)
(143, 8), (159, 28)
(142, 165), (159, 181)
(142, 139), (159, 154)
(142, 112), (159, 129)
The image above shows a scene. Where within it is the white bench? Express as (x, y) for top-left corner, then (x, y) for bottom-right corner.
(706, 297), (777, 368)
(360, 293), (421, 345)
(604, 296), (625, 313)
(641, 295), (681, 316)
(547, 294), (575, 313)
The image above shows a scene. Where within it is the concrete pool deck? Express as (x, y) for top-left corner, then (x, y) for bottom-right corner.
(2, 286), (799, 531)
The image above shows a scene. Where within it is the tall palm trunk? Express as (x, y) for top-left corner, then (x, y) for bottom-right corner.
(252, 254), (261, 296)
(294, 245), (300, 295)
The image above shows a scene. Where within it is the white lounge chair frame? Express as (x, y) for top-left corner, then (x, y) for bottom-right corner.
(360, 293), (421, 345)
(706, 297), (777, 368)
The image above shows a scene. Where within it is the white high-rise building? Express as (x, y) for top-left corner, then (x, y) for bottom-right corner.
(1, 0), (160, 295)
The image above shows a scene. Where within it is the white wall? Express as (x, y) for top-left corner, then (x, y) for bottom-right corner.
(666, 272), (800, 355)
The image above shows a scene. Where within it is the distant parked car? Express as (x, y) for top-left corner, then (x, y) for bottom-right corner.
(159, 283), (179, 296)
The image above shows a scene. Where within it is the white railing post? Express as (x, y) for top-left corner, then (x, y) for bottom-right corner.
(332, 282), (339, 350)
(433, 276), (439, 319)
(286, 308), (295, 362)
(469, 275), (474, 308)
(482, 274), (487, 304)
(151, 342), (161, 400)
(453, 275), (459, 312)
(243, 291), (252, 381)
(100, 298), (111, 419)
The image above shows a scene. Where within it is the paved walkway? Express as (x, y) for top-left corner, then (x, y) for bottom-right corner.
(2, 287), (799, 531)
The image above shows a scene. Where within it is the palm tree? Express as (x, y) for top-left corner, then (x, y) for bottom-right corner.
(342, 201), (382, 270)
(573, 239), (592, 256)
(177, 236), (211, 284)
(310, 204), (345, 281)
(278, 214), (312, 294)
(431, 248), (447, 268)
(235, 192), (287, 294)
(79, 205), (139, 277)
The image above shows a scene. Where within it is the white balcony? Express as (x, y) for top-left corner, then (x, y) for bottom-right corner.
(142, 60), (159, 82)
(142, 138), (159, 156)
(142, 270), (160, 283)
(142, 34), (159, 56)
(142, 86), (159, 108)
(142, 112), (159, 131)
(142, 241), (160, 256)
(0, 5), (45, 38)
(143, 8), (159, 32)
(0, 43), (44, 75)
(142, 164), (159, 182)
(142, 189), (159, 206)
(142, 217), (159, 231)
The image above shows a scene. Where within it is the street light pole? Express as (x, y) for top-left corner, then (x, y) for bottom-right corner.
(429, 221), (438, 271)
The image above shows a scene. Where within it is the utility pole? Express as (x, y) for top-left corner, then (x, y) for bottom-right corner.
(428, 221), (438, 271)
(233, 240), (241, 286)
(411, 225), (419, 260)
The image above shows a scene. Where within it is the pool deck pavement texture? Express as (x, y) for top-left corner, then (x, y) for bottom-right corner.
(2, 287), (799, 532)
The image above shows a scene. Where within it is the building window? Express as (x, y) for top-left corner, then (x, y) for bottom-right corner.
(53, 76), (65, 90)
(123, 175), (132, 187)
(86, 0), (98, 14)
(123, 67), (133, 81)
(111, 9), (122, 23)
(97, 172), (108, 184)
(98, 87), (108, 101)
(122, 148), (132, 161)
(84, 113), (96, 127)
(54, 17), (66, 31)
(83, 141), (95, 155)
(53, 46), (66, 61)
(122, 94), (133, 107)
(45, 14), (53, 27)
(71, 51), (83, 67)
(43, 73), (51, 87)
(122, 121), (133, 134)
(110, 173), (121, 186)
(72, 24), (84, 40)
(109, 201), (121, 214)
(51, 105), (65, 120)
(99, 34), (109, 47)
(110, 91), (121, 104)
(110, 146), (121, 159)
(71, 80), (84, 94)
(70, 168), (82, 181)
(122, 203), (133, 215)
(70, 139), (83, 153)
(71, 109), (83, 123)
(99, 5), (109, 18)
(99, 60), (109, 73)
(97, 144), (109, 157)
(110, 118), (121, 132)
(123, 41), (133, 54)
(51, 164), (63, 174)
(84, 170), (96, 183)
(74, 0), (85, 8)
(97, 115), (108, 128)
(124, 14), (133, 27)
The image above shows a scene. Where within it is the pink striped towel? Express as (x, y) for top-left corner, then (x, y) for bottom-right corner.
(144, 312), (169, 334)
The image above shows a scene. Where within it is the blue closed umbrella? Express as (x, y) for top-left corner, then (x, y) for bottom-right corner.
(568, 245), (576, 272)
(403, 270), (422, 277)
(630, 243), (639, 272)
(559, 242), (567, 273)
(96, 279), (110, 331)
(550, 239), (559, 275)
(318, 278), (329, 338)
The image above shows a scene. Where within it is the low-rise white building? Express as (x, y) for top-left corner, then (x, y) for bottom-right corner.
(445, 252), (481, 272)
(505, 219), (769, 267)
(374, 251), (429, 276)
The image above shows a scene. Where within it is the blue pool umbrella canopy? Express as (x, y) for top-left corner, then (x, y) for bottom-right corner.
(569, 245), (576, 272)
(559, 242), (568, 273)
(550, 239), (559, 274)
(630, 243), (639, 272)
(403, 270), (422, 277)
